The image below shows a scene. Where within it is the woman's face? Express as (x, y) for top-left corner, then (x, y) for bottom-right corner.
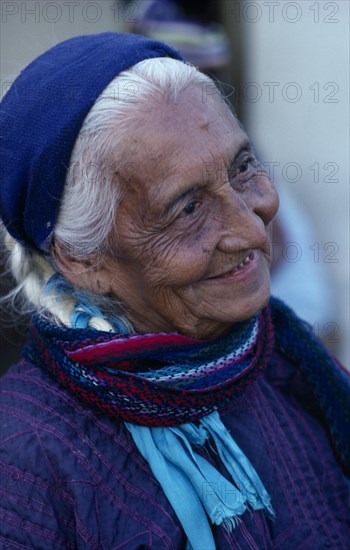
(88, 85), (279, 338)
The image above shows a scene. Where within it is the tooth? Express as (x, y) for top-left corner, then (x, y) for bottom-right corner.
(243, 256), (250, 264)
(238, 262), (244, 269)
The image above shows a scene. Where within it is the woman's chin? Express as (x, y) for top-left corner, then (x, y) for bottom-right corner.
(196, 268), (271, 327)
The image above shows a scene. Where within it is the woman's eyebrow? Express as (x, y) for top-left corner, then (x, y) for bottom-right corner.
(163, 183), (206, 215)
(228, 140), (253, 167)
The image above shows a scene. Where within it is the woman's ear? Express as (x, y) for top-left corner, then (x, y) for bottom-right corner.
(51, 239), (112, 295)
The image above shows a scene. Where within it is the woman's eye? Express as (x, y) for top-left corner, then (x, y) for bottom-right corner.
(182, 201), (197, 215)
(239, 157), (254, 174)
(230, 154), (258, 187)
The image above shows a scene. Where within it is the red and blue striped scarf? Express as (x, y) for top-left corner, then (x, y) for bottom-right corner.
(26, 305), (274, 427)
(25, 298), (350, 475)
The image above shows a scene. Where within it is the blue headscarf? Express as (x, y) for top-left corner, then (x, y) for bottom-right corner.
(0, 32), (184, 252)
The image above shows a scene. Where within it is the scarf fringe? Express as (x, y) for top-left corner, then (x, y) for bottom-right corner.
(211, 503), (245, 530)
(127, 410), (274, 550)
(221, 514), (243, 532)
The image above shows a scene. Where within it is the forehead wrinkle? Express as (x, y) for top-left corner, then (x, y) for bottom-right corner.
(198, 115), (210, 131)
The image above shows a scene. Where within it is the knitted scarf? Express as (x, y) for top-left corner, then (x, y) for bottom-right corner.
(24, 297), (350, 548)
(270, 298), (350, 476)
(25, 297), (350, 471)
(26, 305), (274, 427)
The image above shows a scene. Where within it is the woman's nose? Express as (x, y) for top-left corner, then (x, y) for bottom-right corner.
(217, 175), (279, 252)
(249, 172), (279, 227)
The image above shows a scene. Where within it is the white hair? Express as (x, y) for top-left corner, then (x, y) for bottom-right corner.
(1, 58), (223, 332)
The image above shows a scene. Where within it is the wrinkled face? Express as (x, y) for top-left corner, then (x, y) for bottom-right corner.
(95, 85), (279, 339)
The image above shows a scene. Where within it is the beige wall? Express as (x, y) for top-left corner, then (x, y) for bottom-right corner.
(232, 0), (349, 365)
(0, 1), (123, 372)
(1, 0), (123, 92)
(1, 1), (349, 365)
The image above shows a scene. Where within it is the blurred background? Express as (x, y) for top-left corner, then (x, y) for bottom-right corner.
(1, 0), (349, 373)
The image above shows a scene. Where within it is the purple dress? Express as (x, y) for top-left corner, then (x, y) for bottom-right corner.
(1, 349), (349, 549)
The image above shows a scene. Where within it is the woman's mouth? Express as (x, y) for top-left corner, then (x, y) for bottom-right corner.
(203, 251), (259, 283)
(228, 251), (255, 273)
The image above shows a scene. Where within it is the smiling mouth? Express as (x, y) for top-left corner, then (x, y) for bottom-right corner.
(206, 251), (256, 280)
(229, 251), (255, 273)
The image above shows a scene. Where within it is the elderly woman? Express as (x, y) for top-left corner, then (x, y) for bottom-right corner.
(0, 33), (349, 549)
